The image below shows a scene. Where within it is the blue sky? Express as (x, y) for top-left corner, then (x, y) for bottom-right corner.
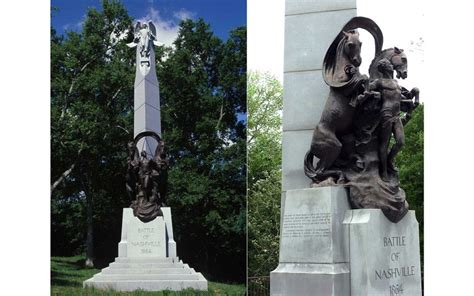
(51, 0), (246, 43)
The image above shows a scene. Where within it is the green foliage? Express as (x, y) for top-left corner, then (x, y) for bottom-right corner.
(247, 72), (283, 277)
(51, 0), (135, 258)
(397, 104), (424, 276)
(157, 20), (246, 282)
(51, 0), (246, 282)
(51, 256), (245, 295)
(247, 72), (283, 188)
(248, 170), (281, 278)
(398, 105), (424, 223)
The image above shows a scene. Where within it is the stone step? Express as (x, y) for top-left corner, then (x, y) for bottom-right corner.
(114, 257), (180, 264)
(91, 273), (201, 281)
(109, 262), (184, 269)
(102, 267), (193, 275)
(84, 278), (208, 291)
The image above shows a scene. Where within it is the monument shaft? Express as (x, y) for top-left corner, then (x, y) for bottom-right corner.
(132, 23), (162, 156)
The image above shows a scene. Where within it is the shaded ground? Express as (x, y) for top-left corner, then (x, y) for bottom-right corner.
(51, 256), (246, 295)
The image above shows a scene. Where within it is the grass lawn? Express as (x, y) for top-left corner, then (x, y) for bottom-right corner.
(51, 256), (246, 295)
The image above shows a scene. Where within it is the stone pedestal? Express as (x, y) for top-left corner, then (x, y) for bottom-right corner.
(162, 207), (177, 258)
(84, 208), (207, 291)
(270, 187), (351, 296)
(271, 188), (422, 296)
(343, 209), (422, 296)
(118, 209), (166, 258)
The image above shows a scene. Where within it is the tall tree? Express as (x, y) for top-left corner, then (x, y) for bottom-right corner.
(158, 20), (246, 281)
(247, 72), (283, 278)
(51, 0), (135, 266)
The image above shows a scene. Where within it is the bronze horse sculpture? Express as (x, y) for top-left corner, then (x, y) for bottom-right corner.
(126, 131), (169, 222)
(304, 17), (384, 183)
(367, 46), (419, 114)
(303, 17), (421, 222)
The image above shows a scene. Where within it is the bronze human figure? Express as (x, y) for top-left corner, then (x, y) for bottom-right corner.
(126, 131), (169, 222)
(304, 17), (420, 223)
(370, 58), (406, 180)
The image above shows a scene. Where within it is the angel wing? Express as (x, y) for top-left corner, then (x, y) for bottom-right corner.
(135, 21), (141, 33)
(148, 21), (157, 40)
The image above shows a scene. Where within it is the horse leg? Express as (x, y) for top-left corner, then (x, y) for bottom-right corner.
(311, 126), (345, 183)
(410, 87), (420, 105)
(313, 169), (346, 184)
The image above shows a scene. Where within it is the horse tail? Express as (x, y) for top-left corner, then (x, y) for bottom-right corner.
(304, 150), (318, 180)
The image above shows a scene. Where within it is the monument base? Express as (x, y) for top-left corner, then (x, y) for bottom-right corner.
(343, 209), (422, 296)
(83, 257), (207, 291)
(270, 187), (351, 296)
(271, 187), (422, 296)
(270, 263), (350, 296)
(83, 208), (207, 292)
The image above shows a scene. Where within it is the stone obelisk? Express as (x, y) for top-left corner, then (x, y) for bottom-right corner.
(129, 21), (161, 156)
(83, 21), (207, 292)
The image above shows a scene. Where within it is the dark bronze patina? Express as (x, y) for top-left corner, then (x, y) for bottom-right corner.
(126, 131), (169, 222)
(304, 17), (420, 223)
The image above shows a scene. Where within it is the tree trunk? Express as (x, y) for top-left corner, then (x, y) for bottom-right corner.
(51, 163), (75, 194)
(83, 182), (94, 267)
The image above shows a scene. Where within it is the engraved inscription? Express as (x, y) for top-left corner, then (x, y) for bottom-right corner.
(129, 225), (164, 255)
(373, 235), (417, 295)
(281, 213), (331, 238)
(389, 284), (404, 296)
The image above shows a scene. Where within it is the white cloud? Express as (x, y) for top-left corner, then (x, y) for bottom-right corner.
(137, 7), (195, 47)
(173, 8), (195, 21)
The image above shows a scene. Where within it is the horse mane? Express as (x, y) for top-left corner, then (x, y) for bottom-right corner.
(323, 33), (356, 88)
(369, 48), (395, 78)
(323, 32), (344, 76)
(323, 17), (384, 88)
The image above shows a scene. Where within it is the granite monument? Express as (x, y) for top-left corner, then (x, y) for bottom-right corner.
(84, 20), (208, 292)
(271, 4), (422, 295)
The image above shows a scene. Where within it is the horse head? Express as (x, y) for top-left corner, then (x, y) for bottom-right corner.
(323, 17), (382, 88)
(369, 47), (408, 79)
(390, 47), (408, 79)
(342, 30), (362, 67)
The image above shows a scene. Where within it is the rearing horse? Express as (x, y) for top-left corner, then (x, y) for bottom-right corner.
(368, 46), (419, 110)
(304, 17), (383, 183)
